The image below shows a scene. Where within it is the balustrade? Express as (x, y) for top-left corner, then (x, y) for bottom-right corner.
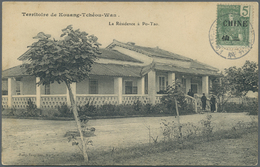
(41, 95), (67, 108)
(2, 96), (8, 109)
(76, 94), (118, 106)
(122, 95), (150, 105)
(155, 94), (165, 104)
(12, 95), (36, 109)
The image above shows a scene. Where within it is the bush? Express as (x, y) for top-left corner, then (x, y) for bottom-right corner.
(24, 99), (42, 117)
(223, 101), (258, 115)
(78, 102), (97, 117)
(57, 103), (73, 117)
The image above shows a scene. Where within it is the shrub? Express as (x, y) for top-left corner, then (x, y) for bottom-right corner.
(24, 99), (41, 117)
(199, 114), (213, 141)
(223, 101), (258, 115)
(98, 104), (116, 116)
(57, 103), (73, 117)
(77, 101), (97, 117)
(133, 100), (143, 114)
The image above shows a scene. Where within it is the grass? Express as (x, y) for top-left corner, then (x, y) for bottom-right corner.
(81, 123), (257, 165)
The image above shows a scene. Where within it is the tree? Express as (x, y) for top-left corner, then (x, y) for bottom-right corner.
(225, 60), (258, 97)
(161, 79), (187, 139)
(22, 25), (101, 162)
(211, 60), (258, 111)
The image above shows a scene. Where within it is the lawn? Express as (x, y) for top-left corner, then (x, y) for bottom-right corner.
(2, 112), (258, 165)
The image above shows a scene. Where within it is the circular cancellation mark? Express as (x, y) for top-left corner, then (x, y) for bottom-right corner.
(209, 13), (255, 60)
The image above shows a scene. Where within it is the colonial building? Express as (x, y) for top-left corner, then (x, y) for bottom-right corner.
(2, 40), (221, 109)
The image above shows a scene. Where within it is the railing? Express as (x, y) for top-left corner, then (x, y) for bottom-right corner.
(76, 94), (118, 106)
(155, 94), (165, 104)
(12, 95), (36, 109)
(41, 95), (67, 108)
(122, 95), (150, 105)
(185, 95), (198, 113)
(2, 96), (8, 109)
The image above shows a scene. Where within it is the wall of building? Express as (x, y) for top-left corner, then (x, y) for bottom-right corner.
(77, 76), (114, 94)
(98, 76), (114, 94)
(39, 81), (66, 95)
(76, 79), (89, 94)
(22, 76), (36, 95)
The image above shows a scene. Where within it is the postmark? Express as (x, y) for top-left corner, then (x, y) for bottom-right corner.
(209, 4), (255, 59)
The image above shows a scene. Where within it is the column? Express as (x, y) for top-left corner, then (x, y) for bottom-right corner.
(202, 76), (209, 96)
(7, 78), (16, 108)
(114, 77), (122, 104)
(148, 70), (156, 104)
(137, 77), (145, 95)
(186, 77), (191, 94)
(67, 82), (77, 106)
(167, 72), (175, 86)
(36, 77), (41, 108)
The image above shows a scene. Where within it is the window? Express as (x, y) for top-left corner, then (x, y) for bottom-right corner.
(159, 76), (166, 91)
(45, 84), (50, 95)
(125, 81), (137, 94)
(89, 79), (98, 94)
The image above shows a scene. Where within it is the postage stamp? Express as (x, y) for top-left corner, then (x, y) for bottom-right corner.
(209, 4), (255, 59)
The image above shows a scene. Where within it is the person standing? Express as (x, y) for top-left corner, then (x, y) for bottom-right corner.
(187, 89), (194, 97)
(201, 93), (207, 111)
(210, 95), (216, 112)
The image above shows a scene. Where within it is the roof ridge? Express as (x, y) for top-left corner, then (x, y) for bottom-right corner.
(2, 64), (22, 72)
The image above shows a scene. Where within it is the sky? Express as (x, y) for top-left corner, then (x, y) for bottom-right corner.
(2, 2), (258, 72)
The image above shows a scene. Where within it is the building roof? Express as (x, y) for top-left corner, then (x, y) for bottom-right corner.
(150, 62), (221, 76)
(107, 39), (192, 61)
(98, 49), (142, 63)
(2, 63), (142, 79)
(5, 39), (220, 79)
(107, 39), (219, 72)
(18, 48), (143, 63)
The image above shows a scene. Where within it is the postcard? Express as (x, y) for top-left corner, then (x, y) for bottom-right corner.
(2, 2), (258, 166)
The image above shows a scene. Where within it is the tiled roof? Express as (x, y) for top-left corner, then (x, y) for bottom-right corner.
(18, 48), (143, 63)
(107, 40), (219, 72)
(107, 39), (192, 61)
(98, 49), (143, 63)
(2, 65), (28, 79)
(2, 63), (142, 79)
(89, 63), (142, 77)
(152, 63), (221, 76)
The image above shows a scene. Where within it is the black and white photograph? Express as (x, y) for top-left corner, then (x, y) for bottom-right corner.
(2, 2), (258, 165)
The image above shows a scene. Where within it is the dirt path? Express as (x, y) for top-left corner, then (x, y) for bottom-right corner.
(2, 113), (257, 165)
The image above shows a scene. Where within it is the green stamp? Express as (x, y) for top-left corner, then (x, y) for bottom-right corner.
(217, 5), (251, 46)
(209, 4), (255, 59)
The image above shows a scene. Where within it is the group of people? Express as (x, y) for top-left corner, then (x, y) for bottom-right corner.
(187, 89), (216, 112)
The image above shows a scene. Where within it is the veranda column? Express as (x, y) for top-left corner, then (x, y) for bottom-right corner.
(137, 77), (145, 95)
(168, 72), (175, 86)
(7, 78), (16, 108)
(202, 76), (209, 96)
(114, 77), (123, 104)
(148, 70), (156, 104)
(186, 78), (191, 94)
(67, 82), (77, 106)
(36, 77), (41, 108)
